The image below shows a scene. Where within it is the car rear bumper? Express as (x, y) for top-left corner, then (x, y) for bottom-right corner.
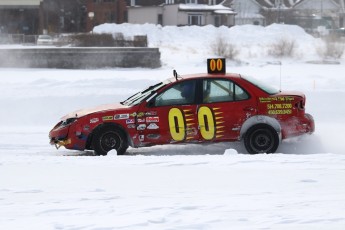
(281, 113), (315, 139)
(304, 113), (315, 133)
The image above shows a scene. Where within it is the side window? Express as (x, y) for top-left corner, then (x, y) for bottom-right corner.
(203, 79), (249, 103)
(234, 84), (250, 101)
(154, 80), (196, 107)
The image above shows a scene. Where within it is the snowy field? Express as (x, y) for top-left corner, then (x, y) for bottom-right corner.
(1, 24), (345, 229)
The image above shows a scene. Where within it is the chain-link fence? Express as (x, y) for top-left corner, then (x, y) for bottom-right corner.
(0, 34), (39, 45)
(0, 33), (148, 47)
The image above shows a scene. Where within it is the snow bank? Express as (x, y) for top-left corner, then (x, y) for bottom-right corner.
(94, 23), (322, 61)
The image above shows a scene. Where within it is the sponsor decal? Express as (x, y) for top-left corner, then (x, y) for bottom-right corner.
(127, 124), (136, 129)
(90, 118), (99, 123)
(268, 109), (292, 115)
(83, 125), (90, 131)
(137, 112), (145, 117)
(130, 112), (137, 117)
(126, 119), (135, 124)
(147, 134), (160, 139)
(267, 103), (292, 110)
(186, 127), (197, 136)
(266, 103), (293, 115)
(259, 96), (294, 103)
(137, 124), (146, 131)
(139, 135), (145, 142)
(168, 106), (225, 141)
(145, 111), (157, 116)
(146, 116), (159, 123)
(114, 114), (129, 120)
(137, 118), (146, 123)
(102, 116), (113, 121)
(147, 123), (159, 130)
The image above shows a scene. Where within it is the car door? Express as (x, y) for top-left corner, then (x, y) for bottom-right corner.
(200, 78), (257, 141)
(137, 80), (200, 145)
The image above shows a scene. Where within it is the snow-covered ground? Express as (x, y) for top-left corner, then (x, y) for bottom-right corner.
(1, 24), (345, 229)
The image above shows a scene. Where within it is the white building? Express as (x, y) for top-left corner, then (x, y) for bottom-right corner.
(0, 0), (42, 7)
(0, 0), (42, 34)
(231, 0), (265, 25)
(128, 1), (236, 27)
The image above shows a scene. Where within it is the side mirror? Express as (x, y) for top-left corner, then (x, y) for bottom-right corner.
(146, 99), (155, 108)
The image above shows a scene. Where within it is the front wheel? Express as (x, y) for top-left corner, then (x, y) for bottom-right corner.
(244, 125), (279, 154)
(92, 125), (128, 156)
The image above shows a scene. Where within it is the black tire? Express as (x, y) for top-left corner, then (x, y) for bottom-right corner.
(92, 125), (128, 156)
(244, 124), (279, 154)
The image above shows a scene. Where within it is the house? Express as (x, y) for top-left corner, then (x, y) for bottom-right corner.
(40, 0), (89, 34)
(255, 0), (301, 25)
(1, 0), (344, 36)
(229, 0), (265, 25)
(254, 0), (344, 32)
(0, 0), (42, 34)
(85, 0), (127, 32)
(338, 0), (345, 27)
(0, 0), (128, 35)
(291, 0), (344, 32)
(127, 0), (236, 27)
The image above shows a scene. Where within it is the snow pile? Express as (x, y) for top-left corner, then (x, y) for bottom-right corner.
(94, 23), (322, 61)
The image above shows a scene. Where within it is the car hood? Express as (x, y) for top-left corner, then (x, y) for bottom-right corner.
(61, 103), (128, 120)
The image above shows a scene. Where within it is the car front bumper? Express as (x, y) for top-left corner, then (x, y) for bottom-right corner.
(49, 120), (88, 151)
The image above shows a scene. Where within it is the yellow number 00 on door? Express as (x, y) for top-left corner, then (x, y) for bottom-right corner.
(168, 106), (215, 141)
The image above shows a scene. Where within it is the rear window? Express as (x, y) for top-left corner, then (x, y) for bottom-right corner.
(242, 75), (280, 95)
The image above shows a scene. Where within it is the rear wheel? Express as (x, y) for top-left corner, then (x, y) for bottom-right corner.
(92, 125), (128, 156)
(244, 125), (279, 154)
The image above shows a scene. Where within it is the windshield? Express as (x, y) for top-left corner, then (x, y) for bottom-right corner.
(242, 75), (280, 95)
(121, 79), (171, 106)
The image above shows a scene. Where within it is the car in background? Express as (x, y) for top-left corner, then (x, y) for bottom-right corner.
(49, 59), (315, 155)
(334, 27), (345, 37)
(36, 34), (53, 45)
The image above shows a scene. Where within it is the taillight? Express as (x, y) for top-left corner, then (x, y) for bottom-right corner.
(295, 99), (305, 110)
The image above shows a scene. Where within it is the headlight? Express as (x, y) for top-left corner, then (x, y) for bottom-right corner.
(61, 118), (78, 127)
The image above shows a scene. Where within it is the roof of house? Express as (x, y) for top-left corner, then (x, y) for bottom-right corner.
(338, 0), (345, 11)
(255, 0), (303, 8)
(0, 0), (42, 5)
(126, 0), (345, 13)
(179, 3), (235, 13)
(126, 0), (225, 6)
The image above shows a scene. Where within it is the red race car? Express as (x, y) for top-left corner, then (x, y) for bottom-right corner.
(49, 59), (314, 155)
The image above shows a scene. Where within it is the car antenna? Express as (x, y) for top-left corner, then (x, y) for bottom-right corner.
(173, 69), (179, 81)
(279, 61), (282, 91)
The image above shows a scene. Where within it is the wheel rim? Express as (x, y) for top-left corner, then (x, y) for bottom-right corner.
(100, 132), (120, 152)
(250, 129), (273, 153)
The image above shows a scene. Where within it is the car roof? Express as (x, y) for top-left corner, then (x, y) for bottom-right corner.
(175, 73), (242, 81)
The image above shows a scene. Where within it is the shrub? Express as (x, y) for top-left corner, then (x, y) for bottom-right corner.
(133, 35), (148, 47)
(268, 38), (296, 57)
(69, 33), (148, 47)
(113, 32), (126, 47)
(71, 33), (115, 47)
(211, 37), (239, 60)
(317, 35), (344, 59)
